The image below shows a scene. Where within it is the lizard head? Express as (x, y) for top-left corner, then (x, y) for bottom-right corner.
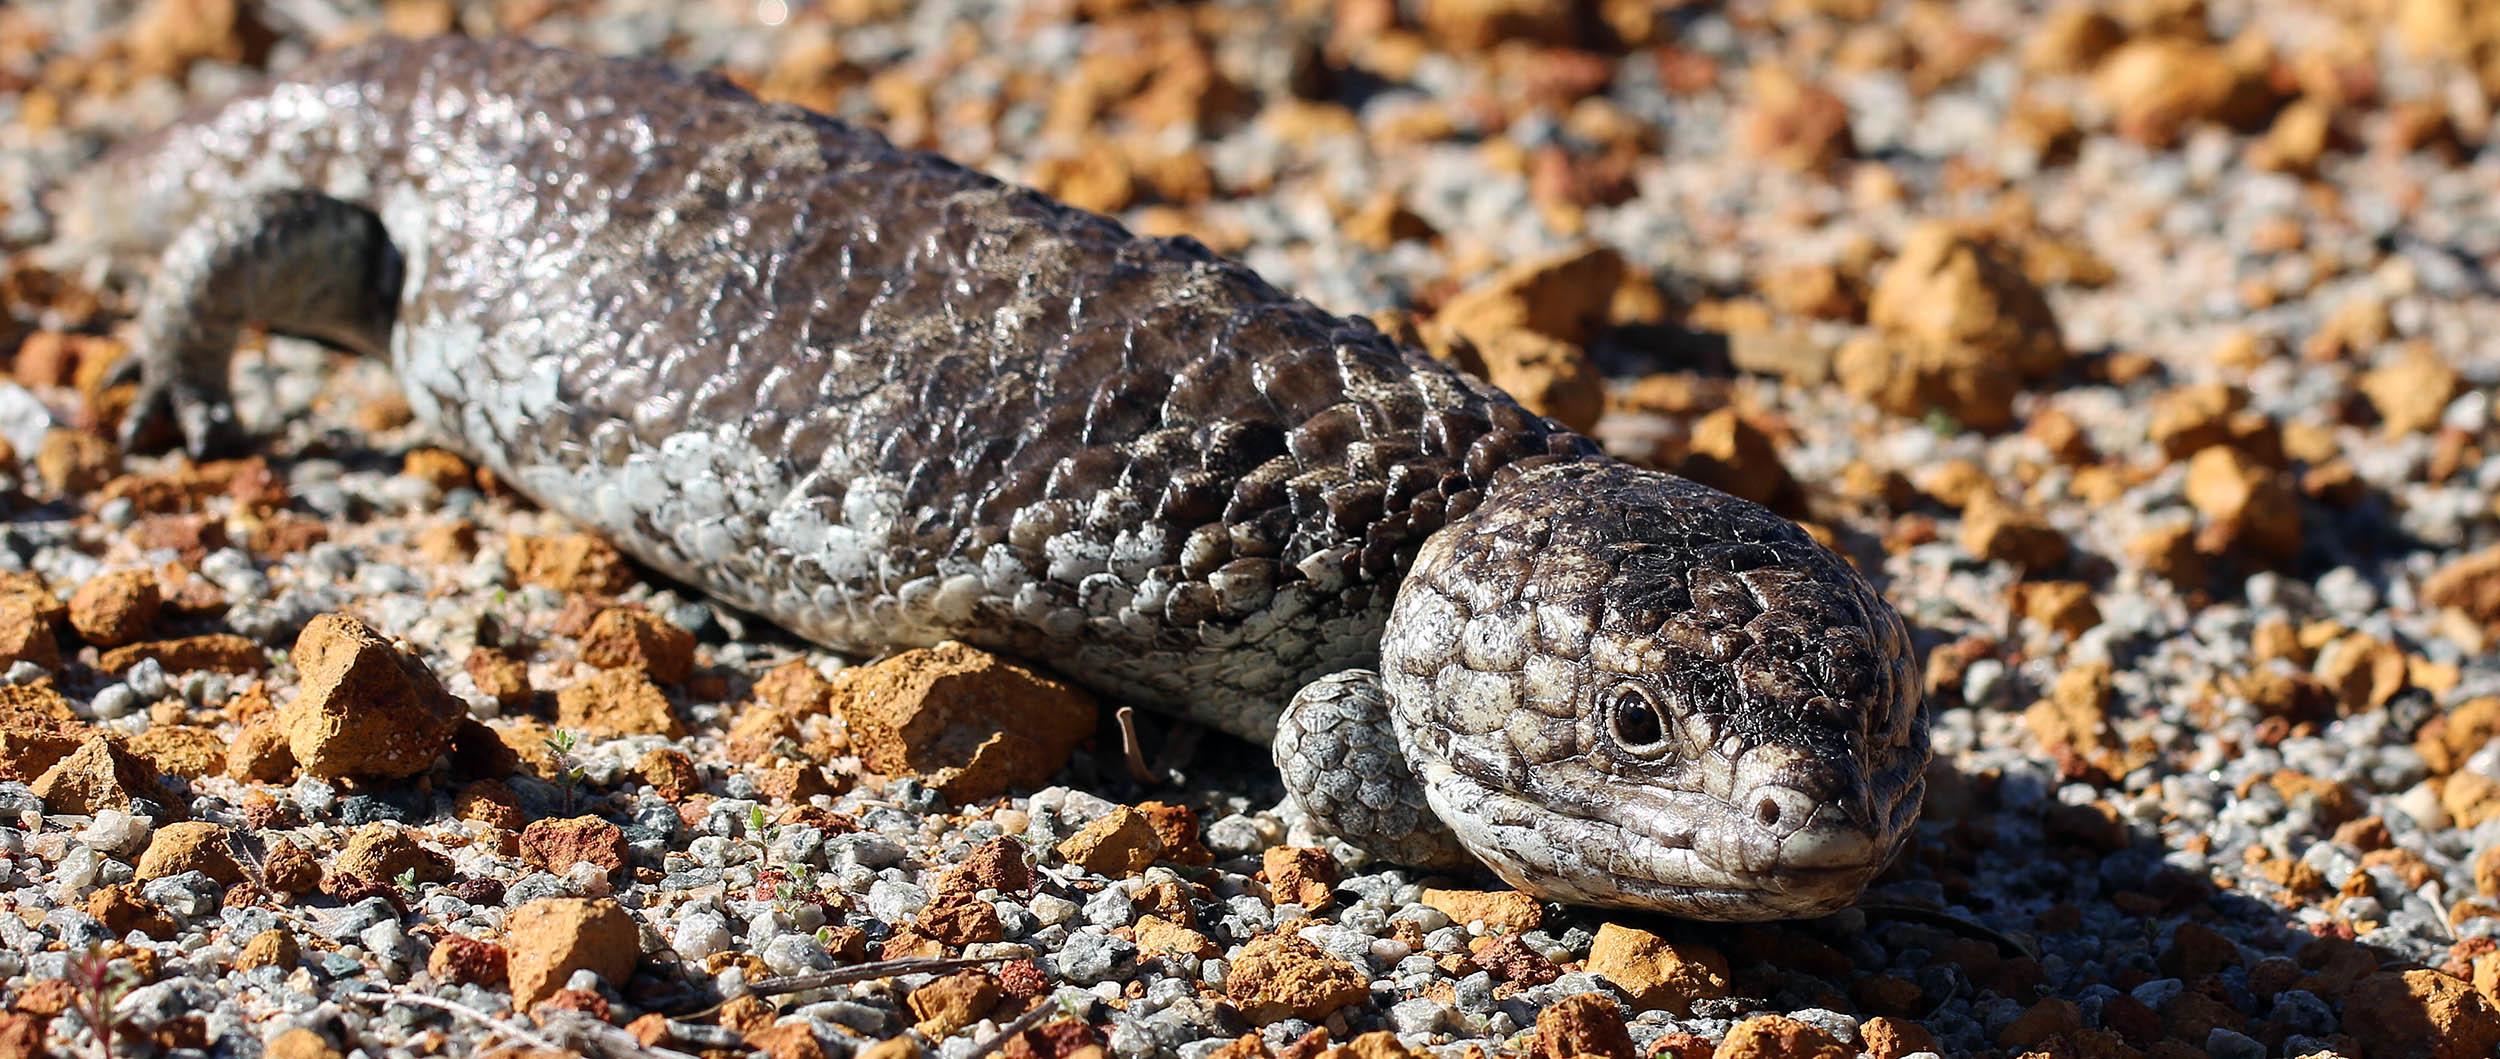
(1380, 460), (1927, 919)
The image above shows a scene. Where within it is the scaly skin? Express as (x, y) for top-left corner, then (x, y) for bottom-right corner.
(84, 36), (1927, 918)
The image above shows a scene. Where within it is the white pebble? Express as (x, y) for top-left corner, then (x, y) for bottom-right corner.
(76, 809), (147, 853)
(672, 910), (732, 959)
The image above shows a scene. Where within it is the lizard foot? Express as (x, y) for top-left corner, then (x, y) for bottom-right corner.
(116, 367), (244, 459)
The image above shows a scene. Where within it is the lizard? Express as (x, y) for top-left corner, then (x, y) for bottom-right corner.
(69, 34), (1926, 919)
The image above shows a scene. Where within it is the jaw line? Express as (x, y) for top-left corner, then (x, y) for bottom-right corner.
(1418, 758), (1905, 918)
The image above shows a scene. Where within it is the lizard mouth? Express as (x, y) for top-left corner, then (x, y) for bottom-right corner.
(1418, 742), (1923, 920)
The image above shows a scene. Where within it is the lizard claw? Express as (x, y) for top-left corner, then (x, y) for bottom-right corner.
(100, 353), (142, 389)
(118, 372), (244, 460)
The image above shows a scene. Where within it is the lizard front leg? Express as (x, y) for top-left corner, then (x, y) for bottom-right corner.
(118, 189), (403, 458)
(1274, 668), (1475, 871)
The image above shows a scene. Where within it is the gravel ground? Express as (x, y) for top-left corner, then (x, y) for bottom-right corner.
(1, 1), (2499, 1058)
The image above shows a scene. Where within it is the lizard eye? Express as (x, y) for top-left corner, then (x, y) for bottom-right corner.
(1609, 684), (1672, 757)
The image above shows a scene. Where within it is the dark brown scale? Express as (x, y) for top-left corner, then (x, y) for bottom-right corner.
(1158, 474), (1228, 525)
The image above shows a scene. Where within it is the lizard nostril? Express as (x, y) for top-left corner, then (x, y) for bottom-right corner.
(1757, 796), (1783, 829)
